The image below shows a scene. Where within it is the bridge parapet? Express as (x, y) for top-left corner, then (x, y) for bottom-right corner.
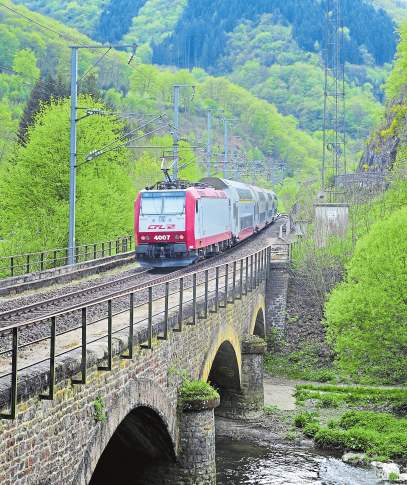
(0, 244), (289, 484)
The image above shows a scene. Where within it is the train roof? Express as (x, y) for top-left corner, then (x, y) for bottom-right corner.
(199, 177), (276, 195)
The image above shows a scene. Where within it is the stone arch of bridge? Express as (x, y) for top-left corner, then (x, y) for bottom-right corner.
(251, 295), (266, 339)
(75, 378), (177, 485)
(200, 325), (242, 388)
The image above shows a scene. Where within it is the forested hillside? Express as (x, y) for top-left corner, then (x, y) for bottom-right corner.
(152, 0), (396, 69)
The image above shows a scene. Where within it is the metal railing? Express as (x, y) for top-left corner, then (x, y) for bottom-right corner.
(0, 235), (133, 279)
(0, 244), (289, 419)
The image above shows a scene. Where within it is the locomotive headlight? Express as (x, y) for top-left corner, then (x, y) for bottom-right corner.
(145, 235), (150, 241)
(141, 236), (146, 241)
(175, 235), (180, 240)
(179, 235), (185, 240)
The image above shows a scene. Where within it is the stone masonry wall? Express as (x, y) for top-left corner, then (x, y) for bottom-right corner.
(0, 269), (277, 484)
(264, 260), (289, 336)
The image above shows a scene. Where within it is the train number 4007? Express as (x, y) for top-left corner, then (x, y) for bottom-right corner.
(154, 235), (170, 241)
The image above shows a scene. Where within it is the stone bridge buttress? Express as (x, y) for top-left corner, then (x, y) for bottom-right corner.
(0, 254), (289, 485)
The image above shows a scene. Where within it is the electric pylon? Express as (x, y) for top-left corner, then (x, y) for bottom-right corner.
(322, 0), (347, 199)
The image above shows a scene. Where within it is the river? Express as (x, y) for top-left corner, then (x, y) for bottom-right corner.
(216, 437), (383, 485)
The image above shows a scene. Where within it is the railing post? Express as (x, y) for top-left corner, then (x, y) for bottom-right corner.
(122, 293), (134, 359)
(72, 308), (87, 385)
(10, 257), (14, 277)
(224, 264), (229, 307)
(237, 259), (243, 300)
(98, 301), (112, 370)
(54, 250), (57, 268)
(41, 252), (44, 271)
(159, 282), (169, 340)
(26, 254), (30, 274)
(214, 267), (219, 312)
(141, 287), (153, 349)
(254, 253), (258, 288)
(232, 261), (236, 304)
(245, 257), (248, 295)
(94, 244), (97, 260)
(109, 241), (112, 256)
(85, 245), (88, 261)
(129, 235), (132, 250)
(65, 249), (68, 266)
(102, 243), (105, 258)
(0, 327), (18, 419)
(204, 270), (208, 318)
(75, 247), (78, 265)
(190, 273), (197, 325)
(173, 278), (184, 332)
(250, 255), (253, 292)
(40, 316), (56, 400)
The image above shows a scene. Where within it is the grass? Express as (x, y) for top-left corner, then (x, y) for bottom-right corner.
(296, 408), (407, 460)
(263, 337), (337, 383)
(294, 384), (407, 412)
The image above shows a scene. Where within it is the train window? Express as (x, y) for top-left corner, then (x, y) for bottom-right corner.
(140, 197), (162, 215)
(196, 200), (199, 213)
(163, 195), (185, 214)
(141, 191), (186, 215)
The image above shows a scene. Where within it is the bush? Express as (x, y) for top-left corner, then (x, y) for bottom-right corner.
(294, 410), (319, 428)
(325, 206), (407, 384)
(314, 428), (347, 450)
(317, 393), (341, 408)
(314, 410), (407, 459)
(304, 422), (321, 437)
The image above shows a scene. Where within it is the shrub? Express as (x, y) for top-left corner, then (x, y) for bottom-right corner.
(324, 207), (407, 384)
(294, 410), (319, 428)
(314, 428), (346, 450)
(304, 422), (321, 437)
(317, 393), (341, 408)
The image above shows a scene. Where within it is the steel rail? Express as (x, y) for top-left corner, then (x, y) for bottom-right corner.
(0, 245), (285, 418)
(0, 266), (235, 354)
(0, 220), (283, 325)
(0, 243), (278, 333)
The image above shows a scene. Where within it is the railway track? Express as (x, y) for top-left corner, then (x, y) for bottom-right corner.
(0, 219), (287, 349)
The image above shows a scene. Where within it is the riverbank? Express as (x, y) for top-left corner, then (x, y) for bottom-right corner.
(215, 376), (407, 482)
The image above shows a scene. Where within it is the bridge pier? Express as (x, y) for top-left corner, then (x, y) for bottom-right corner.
(215, 336), (267, 419)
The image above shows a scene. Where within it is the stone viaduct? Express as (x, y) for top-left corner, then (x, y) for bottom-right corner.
(0, 252), (289, 485)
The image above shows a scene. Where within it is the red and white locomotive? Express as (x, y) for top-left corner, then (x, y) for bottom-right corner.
(134, 177), (278, 267)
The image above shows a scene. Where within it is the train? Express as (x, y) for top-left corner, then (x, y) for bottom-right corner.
(134, 177), (278, 267)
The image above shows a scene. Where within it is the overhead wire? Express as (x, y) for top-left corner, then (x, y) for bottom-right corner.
(0, 2), (168, 94)
(0, 2), (237, 172)
(0, 64), (73, 94)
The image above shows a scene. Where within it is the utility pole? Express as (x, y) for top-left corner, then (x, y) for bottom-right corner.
(68, 43), (136, 265)
(223, 119), (237, 178)
(295, 170), (301, 191)
(173, 84), (195, 181)
(231, 136), (241, 180)
(206, 109), (223, 177)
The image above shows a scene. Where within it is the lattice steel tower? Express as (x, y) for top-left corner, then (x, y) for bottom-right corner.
(322, 0), (346, 198)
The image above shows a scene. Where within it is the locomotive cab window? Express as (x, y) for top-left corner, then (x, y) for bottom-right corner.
(140, 191), (186, 215)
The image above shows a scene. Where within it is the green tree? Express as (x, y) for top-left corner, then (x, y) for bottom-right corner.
(324, 206), (407, 383)
(12, 48), (40, 79)
(0, 95), (135, 253)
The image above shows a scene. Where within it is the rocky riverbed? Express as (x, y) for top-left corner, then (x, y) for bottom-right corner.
(215, 376), (407, 483)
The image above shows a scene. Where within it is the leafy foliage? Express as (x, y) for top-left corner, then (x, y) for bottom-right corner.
(324, 206), (407, 383)
(294, 410), (320, 428)
(0, 96), (137, 254)
(93, 394), (106, 422)
(314, 410), (407, 460)
(295, 384), (407, 409)
(152, 0), (396, 70)
(94, 0), (147, 44)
